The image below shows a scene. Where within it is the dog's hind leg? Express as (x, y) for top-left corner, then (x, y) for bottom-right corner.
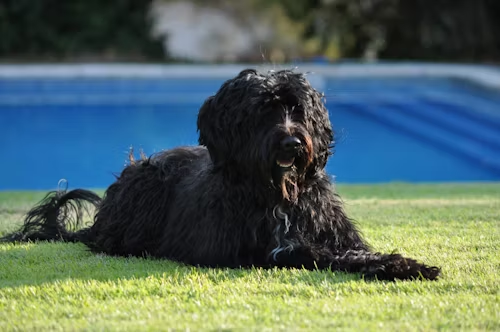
(273, 248), (440, 281)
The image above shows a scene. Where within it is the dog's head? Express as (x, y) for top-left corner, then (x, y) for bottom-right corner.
(197, 69), (333, 202)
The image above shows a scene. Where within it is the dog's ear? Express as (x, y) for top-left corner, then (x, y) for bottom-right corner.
(197, 69), (260, 167)
(197, 96), (228, 165)
(309, 90), (334, 171)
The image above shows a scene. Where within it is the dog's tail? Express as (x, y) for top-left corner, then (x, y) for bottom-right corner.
(1, 184), (101, 244)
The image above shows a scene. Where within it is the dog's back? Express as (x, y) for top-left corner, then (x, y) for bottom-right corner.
(87, 146), (213, 257)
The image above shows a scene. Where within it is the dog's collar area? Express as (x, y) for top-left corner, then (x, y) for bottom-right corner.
(272, 205), (291, 233)
(270, 205), (296, 261)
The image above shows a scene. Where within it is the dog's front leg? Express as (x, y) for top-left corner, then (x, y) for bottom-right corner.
(273, 248), (440, 281)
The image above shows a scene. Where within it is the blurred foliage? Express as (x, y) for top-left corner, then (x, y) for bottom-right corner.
(0, 0), (499, 62)
(380, 0), (500, 61)
(169, 0), (500, 62)
(0, 0), (165, 61)
(271, 0), (500, 62)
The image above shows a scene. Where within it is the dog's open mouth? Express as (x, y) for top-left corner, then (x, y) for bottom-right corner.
(276, 157), (295, 168)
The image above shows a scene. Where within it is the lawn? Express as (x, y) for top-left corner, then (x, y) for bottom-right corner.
(0, 183), (498, 331)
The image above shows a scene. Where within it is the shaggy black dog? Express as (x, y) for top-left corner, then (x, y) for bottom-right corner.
(3, 69), (440, 281)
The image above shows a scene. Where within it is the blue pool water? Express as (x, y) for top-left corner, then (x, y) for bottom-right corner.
(1, 70), (500, 190)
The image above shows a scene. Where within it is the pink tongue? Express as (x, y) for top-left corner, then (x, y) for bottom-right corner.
(277, 158), (294, 167)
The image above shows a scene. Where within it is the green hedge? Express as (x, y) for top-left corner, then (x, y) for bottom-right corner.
(1, 0), (498, 62)
(0, 0), (165, 61)
(273, 0), (500, 62)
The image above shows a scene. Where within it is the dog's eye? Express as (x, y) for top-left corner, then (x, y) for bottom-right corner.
(290, 107), (305, 120)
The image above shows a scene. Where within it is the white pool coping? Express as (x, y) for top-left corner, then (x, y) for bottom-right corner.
(0, 63), (499, 94)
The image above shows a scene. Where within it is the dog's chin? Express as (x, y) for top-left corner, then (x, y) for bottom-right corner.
(271, 157), (299, 192)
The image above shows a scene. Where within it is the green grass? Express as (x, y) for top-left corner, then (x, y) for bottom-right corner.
(0, 183), (499, 331)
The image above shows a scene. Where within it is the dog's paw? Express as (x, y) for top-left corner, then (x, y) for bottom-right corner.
(363, 254), (441, 281)
(414, 263), (441, 280)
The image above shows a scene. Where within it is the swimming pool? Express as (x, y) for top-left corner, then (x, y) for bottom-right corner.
(1, 64), (499, 189)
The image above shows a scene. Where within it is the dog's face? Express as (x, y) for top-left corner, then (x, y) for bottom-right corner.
(198, 69), (333, 202)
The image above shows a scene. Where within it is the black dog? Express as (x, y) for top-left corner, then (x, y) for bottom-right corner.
(3, 69), (440, 281)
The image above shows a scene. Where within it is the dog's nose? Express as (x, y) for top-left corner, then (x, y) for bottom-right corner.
(280, 136), (302, 152)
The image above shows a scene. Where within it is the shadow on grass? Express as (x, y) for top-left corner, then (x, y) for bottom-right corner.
(0, 242), (361, 289)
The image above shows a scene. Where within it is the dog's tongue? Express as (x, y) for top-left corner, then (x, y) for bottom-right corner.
(276, 158), (295, 168)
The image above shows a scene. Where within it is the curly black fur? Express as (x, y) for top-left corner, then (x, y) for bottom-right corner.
(2, 69), (440, 281)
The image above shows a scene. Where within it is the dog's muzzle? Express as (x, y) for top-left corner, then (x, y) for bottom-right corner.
(276, 136), (301, 168)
